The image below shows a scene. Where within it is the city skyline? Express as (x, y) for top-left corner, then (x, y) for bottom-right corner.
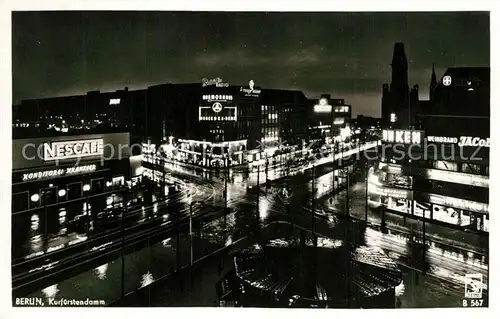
(12, 11), (490, 117)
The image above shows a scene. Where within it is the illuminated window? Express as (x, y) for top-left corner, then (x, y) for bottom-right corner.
(434, 160), (458, 172)
(211, 95), (214, 99)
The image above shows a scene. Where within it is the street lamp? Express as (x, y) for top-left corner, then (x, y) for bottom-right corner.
(189, 200), (205, 291)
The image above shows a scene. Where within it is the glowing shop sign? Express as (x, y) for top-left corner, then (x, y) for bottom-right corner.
(368, 185), (413, 200)
(43, 139), (104, 161)
(240, 80), (261, 97)
(382, 130), (422, 144)
(422, 168), (489, 188)
(202, 77), (229, 87)
(109, 98), (121, 105)
(22, 164), (98, 181)
(426, 193), (489, 214)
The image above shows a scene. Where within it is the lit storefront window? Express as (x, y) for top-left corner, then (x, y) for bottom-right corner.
(434, 160), (458, 172)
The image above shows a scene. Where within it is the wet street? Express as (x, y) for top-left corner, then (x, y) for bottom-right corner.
(14, 146), (489, 308)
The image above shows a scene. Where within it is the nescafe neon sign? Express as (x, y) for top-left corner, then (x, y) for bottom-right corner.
(43, 139), (104, 161)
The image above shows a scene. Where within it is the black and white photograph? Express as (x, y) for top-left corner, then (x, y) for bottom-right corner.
(2, 2), (495, 313)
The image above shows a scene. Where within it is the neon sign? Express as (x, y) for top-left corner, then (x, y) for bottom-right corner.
(22, 164), (98, 182)
(199, 106), (237, 122)
(202, 77), (229, 87)
(458, 136), (490, 147)
(368, 184), (413, 200)
(240, 80), (261, 97)
(382, 130), (422, 144)
(43, 139), (104, 161)
(314, 98), (332, 113)
(425, 193), (489, 214)
(212, 102), (223, 113)
(109, 98), (120, 105)
(426, 136), (490, 147)
(427, 136), (458, 143)
(202, 94), (233, 101)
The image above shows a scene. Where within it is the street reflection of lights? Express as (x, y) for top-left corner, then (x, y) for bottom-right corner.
(95, 264), (108, 280)
(42, 284), (59, 299)
(140, 272), (155, 288)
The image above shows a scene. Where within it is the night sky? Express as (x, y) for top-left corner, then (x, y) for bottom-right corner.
(12, 11), (490, 117)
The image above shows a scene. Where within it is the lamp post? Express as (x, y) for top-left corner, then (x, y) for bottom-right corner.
(311, 165), (316, 237)
(189, 200), (204, 292)
(365, 160), (369, 222)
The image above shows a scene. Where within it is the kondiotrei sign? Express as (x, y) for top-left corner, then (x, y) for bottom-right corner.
(21, 164), (98, 182)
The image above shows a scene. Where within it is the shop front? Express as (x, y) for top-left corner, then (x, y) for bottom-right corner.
(415, 192), (489, 232)
(367, 181), (489, 232)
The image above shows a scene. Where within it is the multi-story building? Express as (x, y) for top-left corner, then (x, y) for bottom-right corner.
(369, 67), (490, 233)
(11, 130), (132, 260)
(308, 95), (351, 147)
(142, 78), (309, 168)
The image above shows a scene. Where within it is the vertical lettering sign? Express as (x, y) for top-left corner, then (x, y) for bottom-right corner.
(43, 139), (104, 161)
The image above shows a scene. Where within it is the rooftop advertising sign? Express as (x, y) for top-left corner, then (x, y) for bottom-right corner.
(12, 133), (130, 170)
(368, 184), (413, 200)
(202, 77), (229, 87)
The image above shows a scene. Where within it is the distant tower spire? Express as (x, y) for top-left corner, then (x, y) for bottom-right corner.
(430, 63), (437, 88)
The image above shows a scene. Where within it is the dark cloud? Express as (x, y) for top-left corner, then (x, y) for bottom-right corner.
(12, 11), (489, 117)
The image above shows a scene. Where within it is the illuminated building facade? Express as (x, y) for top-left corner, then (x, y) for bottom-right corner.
(13, 88), (133, 138)
(11, 132), (132, 260)
(143, 78), (309, 168)
(370, 67), (490, 233)
(308, 95), (351, 145)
